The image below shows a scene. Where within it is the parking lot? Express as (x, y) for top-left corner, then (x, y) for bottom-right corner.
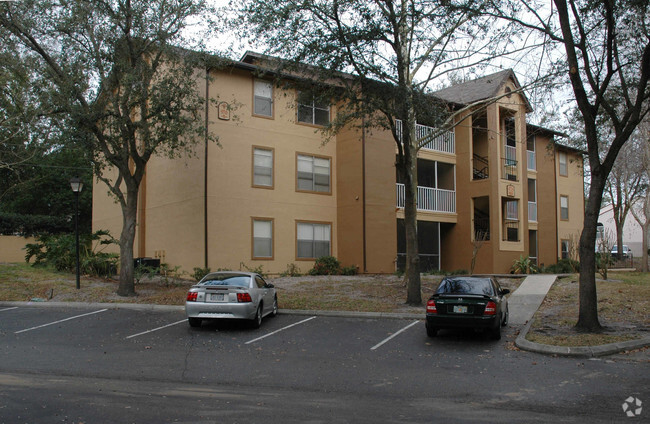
(1, 304), (647, 423)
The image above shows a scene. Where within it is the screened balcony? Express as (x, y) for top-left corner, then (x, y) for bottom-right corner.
(395, 119), (455, 154)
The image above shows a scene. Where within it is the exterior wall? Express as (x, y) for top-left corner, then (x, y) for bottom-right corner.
(556, 148), (585, 259)
(599, 205), (644, 257)
(0, 235), (35, 263)
(90, 61), (586, 276)
(531, 133), (560, 267)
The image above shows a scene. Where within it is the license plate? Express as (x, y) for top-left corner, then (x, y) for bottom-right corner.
(453, 305), (468, 313)
(209, 293), (226, 302)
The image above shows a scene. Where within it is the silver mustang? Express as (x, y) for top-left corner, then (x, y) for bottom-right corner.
(185, 271), (278, 328)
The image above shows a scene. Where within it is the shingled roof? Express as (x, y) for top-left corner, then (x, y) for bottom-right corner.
(433, 69), (533, 112)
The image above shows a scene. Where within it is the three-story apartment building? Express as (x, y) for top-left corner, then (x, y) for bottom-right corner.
(92, 52), (585, 275)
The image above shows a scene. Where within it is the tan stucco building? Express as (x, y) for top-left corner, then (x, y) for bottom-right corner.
(92, 53), (585, 275)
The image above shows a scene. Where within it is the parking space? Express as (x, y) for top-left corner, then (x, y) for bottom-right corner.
(0, 304), (512, 378)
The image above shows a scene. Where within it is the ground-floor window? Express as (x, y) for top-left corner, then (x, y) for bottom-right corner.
(252, 218), (273, 259)
(296, 221), (331, 259)
(561, 239), (570, 259)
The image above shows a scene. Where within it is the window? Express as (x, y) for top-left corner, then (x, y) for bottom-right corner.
(561, 239), (570, 259)
(527, 134), (536, 171)
(297, 91), (330, 126)
(559, 151), (568, 176)
(297, 154), (331, 193)
(297, 222), (331, 259)
(560, 195), (569, 220)
(254, 79), (273, 117)
(505, 199), (518, 220)
(503, 198), (519, 242)
(253, 147), (273, 188)
(252, 219), (273, 259)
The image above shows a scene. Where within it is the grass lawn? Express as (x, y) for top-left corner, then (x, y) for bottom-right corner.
(527, 272), (650, 346)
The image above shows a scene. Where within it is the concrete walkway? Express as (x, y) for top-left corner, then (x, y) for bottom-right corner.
(508, 274), (556, 325)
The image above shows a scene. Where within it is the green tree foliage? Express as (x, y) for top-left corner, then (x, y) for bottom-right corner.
(1, 0), (220, 296)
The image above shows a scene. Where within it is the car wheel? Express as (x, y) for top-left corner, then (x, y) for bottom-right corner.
(271, 296), (278, 317)
(188, 317), (201, 328)
(251, 304), (263, 329)
(502, 306), (509, 327)
(426, 322), (438, 337)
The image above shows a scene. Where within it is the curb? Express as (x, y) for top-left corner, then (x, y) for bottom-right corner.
(515, 318), (650, 358)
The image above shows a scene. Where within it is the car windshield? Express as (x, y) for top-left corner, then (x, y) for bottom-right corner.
(435, 278), (495, 296)
(200, 274), (250, 288)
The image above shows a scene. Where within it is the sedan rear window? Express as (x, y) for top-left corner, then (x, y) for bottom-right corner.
(435, 278), (495, 296)
(200, 275), (250, 288)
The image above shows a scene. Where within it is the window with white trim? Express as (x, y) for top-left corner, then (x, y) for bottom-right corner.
(297, 154), (330, 193)
(297, 91), (330, 126)
(253, 147), (273, 188)
(297, 222), (331, 259)
(253, 219), (273, 259)
(254, 79), (273, 117)
(559, 151), (568, 176)
(560, 195), (569, 220)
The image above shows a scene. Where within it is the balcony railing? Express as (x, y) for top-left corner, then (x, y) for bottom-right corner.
(528, 201), (537, 222)
(396, 183), (456, 213)
(395, 120), (455, 154)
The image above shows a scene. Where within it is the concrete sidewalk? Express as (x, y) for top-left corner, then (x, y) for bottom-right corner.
(508, 274), (556, 325)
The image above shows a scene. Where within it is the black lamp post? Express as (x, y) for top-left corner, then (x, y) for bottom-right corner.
(70, 177), (83, 289)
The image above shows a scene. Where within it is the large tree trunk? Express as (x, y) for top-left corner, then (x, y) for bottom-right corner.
(117, 185), (139, 297)
(403, 143), (421, 305)
(576, 182), (604, 332)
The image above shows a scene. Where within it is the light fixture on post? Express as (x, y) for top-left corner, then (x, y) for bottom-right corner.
(70, 177), (83, 290)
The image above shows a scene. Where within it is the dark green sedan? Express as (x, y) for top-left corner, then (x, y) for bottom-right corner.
(425, 276), (510, 340)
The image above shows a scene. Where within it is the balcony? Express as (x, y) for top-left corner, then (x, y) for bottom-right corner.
(396, 183), (456, 213)
(395, 120), (455, 154)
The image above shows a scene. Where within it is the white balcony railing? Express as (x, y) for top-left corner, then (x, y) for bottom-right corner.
(395, 120), (455, 154)
(396, 183), (456, 213)
(528, 201), (538, 222)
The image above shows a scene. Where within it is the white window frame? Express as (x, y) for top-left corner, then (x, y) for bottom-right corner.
(253, 79), (273, 117)
(252, 218), (273, 259)
(253, 147), (274, 188)
(296, 222), (331, 259)
(297, 154), (331, 193)
(297, 91), (330, 126)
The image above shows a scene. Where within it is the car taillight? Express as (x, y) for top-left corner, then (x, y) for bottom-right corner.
(237, 293), (252, 303)
(484, 301), (497, 315)
(186, 292), (198, 302)
(426, 299), (437, 314)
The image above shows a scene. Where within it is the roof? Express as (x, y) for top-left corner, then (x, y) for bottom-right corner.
(433, 69), (533, 112)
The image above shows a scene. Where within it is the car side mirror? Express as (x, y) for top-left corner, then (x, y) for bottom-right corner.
(265, 283), (275, 289)
(501, 288), (510, 295)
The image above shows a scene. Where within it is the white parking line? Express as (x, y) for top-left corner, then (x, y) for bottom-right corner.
(245, 316), (317, 345)
(0, 307), (18, 312)
(15, 309), (108, 334)
(370, 320), (420, 351)
(125, 320), (187, 339)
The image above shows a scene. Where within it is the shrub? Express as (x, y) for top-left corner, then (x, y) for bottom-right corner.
(280, 263), (301, 277)
(308, 256), (341, 275)
(24, 230), (118, 277)
(542, 258), (579, 274)
(192, 266), (211, 282)
(341, 265), (358, 275)
(510, 255), (539, 274)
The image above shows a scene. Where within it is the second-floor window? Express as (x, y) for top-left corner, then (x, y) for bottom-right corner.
(297, 154), (331, 193)
(297, 91), (330, 126)
(253, 147), (273, 188)
(560, 195), (569, 220)
(559, 151), (568, 176)
(254, 79), (273, 117)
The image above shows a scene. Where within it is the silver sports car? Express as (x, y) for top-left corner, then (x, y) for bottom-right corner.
(185, 271), (278, 328)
